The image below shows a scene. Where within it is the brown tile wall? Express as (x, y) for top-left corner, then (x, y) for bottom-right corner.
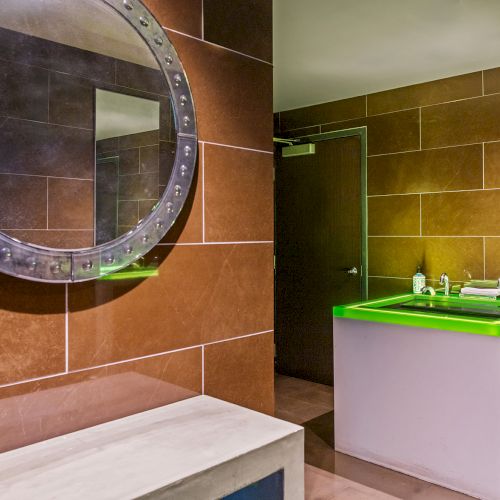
(277, 69), (500, 294)
(0, 2), (274, 452)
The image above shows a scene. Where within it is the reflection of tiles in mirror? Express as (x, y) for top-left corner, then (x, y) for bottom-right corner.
(0, 25), (174, 250)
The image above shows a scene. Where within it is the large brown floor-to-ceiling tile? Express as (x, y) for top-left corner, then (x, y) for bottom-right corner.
(280, 96), (366, 132)
(68, 243), (273, 369)
(367, 72), (482, 116)
(368, 195), (420, 236)
(368, 237), (484, 281)
(48, 178), (94, 230)
(483, 67), (500, 95)
(281, 126), (321, 139)
(368, 277), (414, 299)
(0, 174), (47, 229)
(168, 32), (273, 152)
(421, 94), (500, 148)
(143, 0), (202, 38)
(0, 347), (201, 453)
(484, 141), (500, 188)
(368, 145), (483, 195)
(203, 0), (273, 62)
(485, 238), (500, 279)
(421, 190), (500, 236)
(0, 276), (65, 385)
(115, 60), (167, 96)
(4, 230), (94, 249)
(204, 332), (274, 415)
(204, 144), (273, 242)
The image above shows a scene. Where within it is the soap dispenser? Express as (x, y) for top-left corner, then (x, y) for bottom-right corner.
(413, 266), (426, 294)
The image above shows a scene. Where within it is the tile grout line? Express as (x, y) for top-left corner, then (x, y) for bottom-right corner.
(65, 284), (69, 373)
(200, 140), (273, 155)
(483, 237), (486, 279)
(202, 142), (206, 243)
(369, 235), (499, 238)
(368, 187), (500, 197)
(201, 345), (205, 394)
(482, 142), (485, 189)
(419, 107), (422, 150)
(419, 194), (422, 236)
(157, 241), (274, 246)
(0, 172), (93, 182)
(0, 330), (274, 390)
(164, 27), (273, 67)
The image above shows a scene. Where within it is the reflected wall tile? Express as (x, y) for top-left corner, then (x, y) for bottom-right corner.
(368, 237), (484, 281)
(421, 94), (500, 148)
(0, 275), (65, 386)
(421, 190), (500, 236)
(0, 118), (94, 179)
(204, 144), (274, 242)
(368, 195), (420, 236)
(280, 96), (366, 131)
(0, 174), (47, 229)
(118, 172), (159, 200)
(367, 72), (482, 115)
(485, 238), (500, 279)
(140, 145), (159, 173)
(203, 0), (273, 62)
(118, 200), (140, 226)
(204, 332), (274, 415)
(120, 130), (159, 150)
(484, 142), (500, 188)
(0, 348), (201, 453)
(168, 32), (273, 151)
(483, 67), (500, 95)
(368, 145), (483, 195)
(68, 244), (274, 369)
(119, 148), (140, 175)
(0, 60), (48, 122)
(116, 61), (167, 96)
(3, 230), (94, 249)
(144, 0), (202, 38)
(48, 179), (94, 230)
(368, 277), (414, 299)
(281, 126), (321, 139)
(48, 72), (94, 129)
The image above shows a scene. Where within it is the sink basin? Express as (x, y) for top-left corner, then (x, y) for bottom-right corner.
(333, 294), (500, 337)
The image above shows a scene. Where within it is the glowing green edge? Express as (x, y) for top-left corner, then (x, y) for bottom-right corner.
(99, 268), (159, 281)
(333, 294), (500, 337)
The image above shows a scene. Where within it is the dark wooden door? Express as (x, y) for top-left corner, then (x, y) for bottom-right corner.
(275, 135), (362, 385)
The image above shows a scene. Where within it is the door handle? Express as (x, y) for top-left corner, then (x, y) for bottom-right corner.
(343, 266), (358, 276)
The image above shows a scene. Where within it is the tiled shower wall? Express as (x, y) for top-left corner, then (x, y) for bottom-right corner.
(0, 0), (273, 452)
(276, 69), (500, 298)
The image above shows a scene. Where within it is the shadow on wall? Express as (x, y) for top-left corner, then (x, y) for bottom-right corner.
(0, 157), (200, 314)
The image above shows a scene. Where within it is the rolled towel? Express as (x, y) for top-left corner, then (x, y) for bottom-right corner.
(466, 280), (500, 289)
(461, 287), (500, 297)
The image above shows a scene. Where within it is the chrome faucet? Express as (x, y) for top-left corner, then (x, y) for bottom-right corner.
(440, 273), (450, 296)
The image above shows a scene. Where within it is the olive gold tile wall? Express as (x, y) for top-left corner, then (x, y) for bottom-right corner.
(0, 0), (274, 452)
(277, 69), (500, 298)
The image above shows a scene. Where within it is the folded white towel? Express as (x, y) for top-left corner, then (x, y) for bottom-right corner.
(461, 287), (500, 297)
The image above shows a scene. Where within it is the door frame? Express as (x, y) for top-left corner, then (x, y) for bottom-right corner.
(281, 126), (368, 300)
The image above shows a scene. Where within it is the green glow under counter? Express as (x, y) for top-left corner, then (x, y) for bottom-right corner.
(333, 294), (500, 337)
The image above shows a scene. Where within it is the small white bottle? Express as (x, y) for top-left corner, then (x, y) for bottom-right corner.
(413, 266), (426, 294)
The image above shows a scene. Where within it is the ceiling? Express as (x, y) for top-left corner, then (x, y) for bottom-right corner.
(273, 0), (500, 112)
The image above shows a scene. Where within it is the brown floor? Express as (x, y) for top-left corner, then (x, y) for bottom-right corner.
(275, 374), (475, 500)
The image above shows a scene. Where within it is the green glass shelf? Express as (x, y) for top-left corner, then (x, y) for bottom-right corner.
(333, 294), (500, 337)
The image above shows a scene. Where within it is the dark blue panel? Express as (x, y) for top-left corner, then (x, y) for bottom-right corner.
(222, 469), (284, 500)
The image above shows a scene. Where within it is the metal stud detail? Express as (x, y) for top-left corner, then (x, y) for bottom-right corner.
(173, 74), (182, 87)
(165, 55), (173, 65)
(123, 0), (133, 10)
(184, 145), (192, 157)
(180, 95), (188, 106)
(50, 262), (62, 274)
(180, 165), (188, 176)
(174, 185), (182, 197)
(139, 16), (149, 27)
(183, 116), (191, 127)
(154, 36), (163, 46)
(0, 247), (12, 261)
(166, 202), (174, 213)
(82, 260), (93, 271)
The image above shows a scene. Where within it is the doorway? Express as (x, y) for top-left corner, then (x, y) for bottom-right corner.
(275, 127), (367, 385)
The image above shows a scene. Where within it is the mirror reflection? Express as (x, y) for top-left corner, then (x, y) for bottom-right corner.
(0, 0), (176, 250)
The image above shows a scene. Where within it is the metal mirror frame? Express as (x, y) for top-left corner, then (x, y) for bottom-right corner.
(0, 0), (197, 283)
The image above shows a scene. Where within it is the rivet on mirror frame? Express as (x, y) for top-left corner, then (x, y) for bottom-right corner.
(184, 145), (192, 157)
(26, 258), (37, 271)
(174, 185), (182, 197)
(0, 247), (12, 261)
(142, 234), (150, 244)
(82, 260), (93, 272)
(174, 74), (182, 87)
(139, 16), (149, 27)
(180, 165), (188, 176)
(50, 262), (62, 274)
(166, 202), (174, 213)
(165, 55), (173, 65)
(180, 95), (188, 105)
(155, 219), (164, 230)
(154, 36), (163, 46)
(104, 255), (115, 265)
(183, 116), (191, 127)
(123, 0), (133, 10)
(125, 245), (134, 255)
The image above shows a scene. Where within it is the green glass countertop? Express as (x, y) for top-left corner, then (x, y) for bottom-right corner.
(333, 294), (500, 337)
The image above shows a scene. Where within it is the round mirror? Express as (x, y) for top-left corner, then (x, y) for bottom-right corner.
(0, 0), (197, 282)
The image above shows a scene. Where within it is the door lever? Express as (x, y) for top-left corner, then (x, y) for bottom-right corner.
(343, 267), (358, 276)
